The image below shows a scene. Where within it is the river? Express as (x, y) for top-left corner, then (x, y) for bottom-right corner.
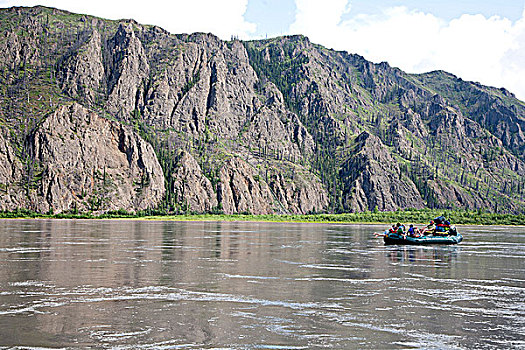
(0, 219), (523, 349)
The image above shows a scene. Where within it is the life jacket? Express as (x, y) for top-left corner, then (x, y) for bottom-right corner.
(436, 223), (450, 231)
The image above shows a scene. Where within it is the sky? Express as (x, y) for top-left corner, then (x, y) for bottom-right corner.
(1, 0), (524, 101)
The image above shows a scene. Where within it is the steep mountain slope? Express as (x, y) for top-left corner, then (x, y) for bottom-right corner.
(0, 6), (523, 214)
(245, 36), (525, 212)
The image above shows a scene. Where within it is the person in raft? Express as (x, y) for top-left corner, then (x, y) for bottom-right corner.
(388, 224), (398, 234)
(407, 224), (418, 237)
(374, 223), (399, 237)
(419, 221), (436, 236)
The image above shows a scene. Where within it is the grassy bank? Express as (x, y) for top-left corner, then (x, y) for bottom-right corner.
(1, 208), (525, 226)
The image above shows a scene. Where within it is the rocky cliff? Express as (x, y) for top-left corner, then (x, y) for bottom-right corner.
(0, 128), (25, 209)
(0, 103), (165, 213)
(0, 6), (523, 214)
(340, 132), (425, 212)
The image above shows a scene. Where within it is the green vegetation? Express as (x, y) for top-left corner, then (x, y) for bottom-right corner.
(1, 208), (524, 226)
(244, 37), (525, 214)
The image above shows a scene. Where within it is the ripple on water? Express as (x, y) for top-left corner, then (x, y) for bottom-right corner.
(0, 284), (343, 316)
(0, 221), (523, 349)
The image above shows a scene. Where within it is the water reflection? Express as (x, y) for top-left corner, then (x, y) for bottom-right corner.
(387, 245), (459, 266)
(0, 220), (523, 349)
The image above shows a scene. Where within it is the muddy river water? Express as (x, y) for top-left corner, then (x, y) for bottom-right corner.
(0, 219), (523, 349)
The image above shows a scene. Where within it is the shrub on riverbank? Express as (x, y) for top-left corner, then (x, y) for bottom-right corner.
(1, 208), (524, 225)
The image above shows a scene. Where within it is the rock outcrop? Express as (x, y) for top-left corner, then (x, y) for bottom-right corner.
(427, 180), (490, 210)
(0, 129), (25, 210)
(16, 103), (165, 213)
(171, 150), (217, 212)
(340, 132), (425, 212)
(217, 157), (274, 215)
(58, 29), (104, 104)
(268, 168), (328, 214)
(106, 23), (150, 119)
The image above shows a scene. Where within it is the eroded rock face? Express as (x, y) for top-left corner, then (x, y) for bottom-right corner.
(0, 129), (25, 210)
(268, 169), (328, 214)
(217, 157), (274, 215)
(106, 23), (150, 119)
(427, 180), (489, 210)
(340, 132), (425, 212)
(0, 13), (41, 70)
(171, 150), (217, 212)
(58, 29), (104, 104)
(168, 151), (329, 214)
(139, 35), (314, 161)
(30, 103), (165, 213)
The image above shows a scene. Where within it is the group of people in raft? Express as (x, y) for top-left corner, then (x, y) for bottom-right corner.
(377, 216), (454, 238)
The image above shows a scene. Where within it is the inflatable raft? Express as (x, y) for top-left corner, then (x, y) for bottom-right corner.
(383, 232), (463, 245)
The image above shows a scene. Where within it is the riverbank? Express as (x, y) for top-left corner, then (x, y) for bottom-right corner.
(1, 209), (524, 226)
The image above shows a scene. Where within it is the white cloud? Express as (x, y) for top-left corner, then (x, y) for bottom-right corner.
(293, 0), (349, 32)
(290, 1), (525, 101)
(0, 0), (256, 39)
